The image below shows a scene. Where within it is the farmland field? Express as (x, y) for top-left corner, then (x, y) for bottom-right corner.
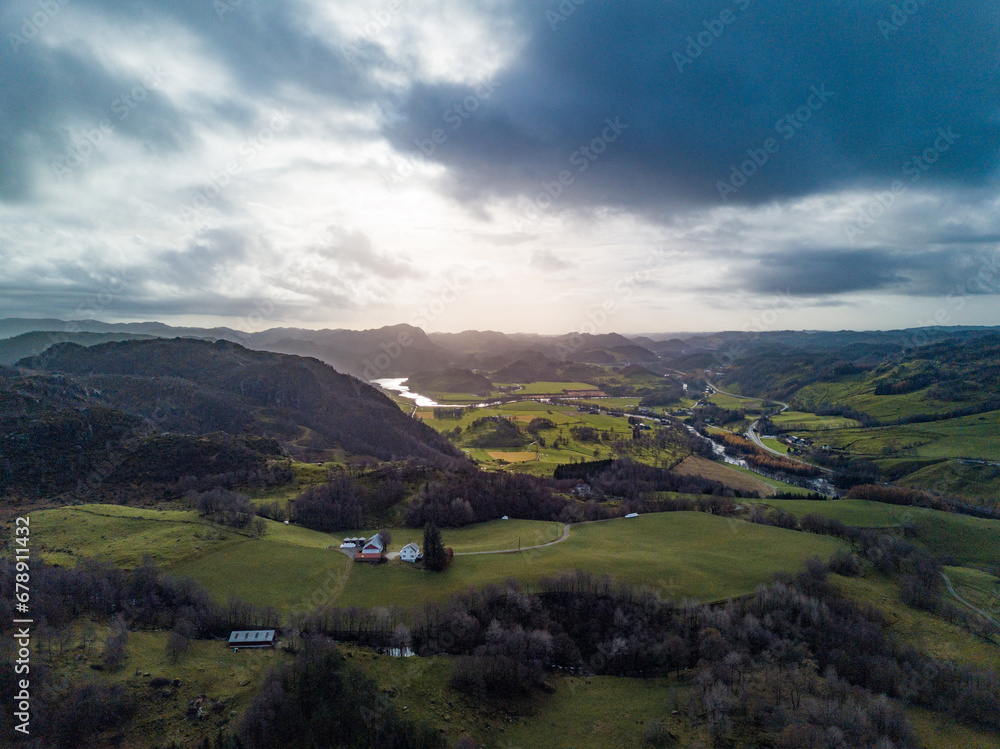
(500, 381), (600, 394)
(760, 437), (789, 453)
(172, 538), (349, 613)
(333, 512), (845, 609)
(793, 377), (986, 421)
(335, 519), (565, 554)
(671, 455), (777, 496)
(755, 498), (1000, 567)
(896, 460), (1000, 507)
(708, 391), (768, 410)
(486, 449), (537, 462)
(770, 410), (861, 431)
(816, 409), (1000, 461)
(419, 399), (686, 476)
(32, 504), (246, 568)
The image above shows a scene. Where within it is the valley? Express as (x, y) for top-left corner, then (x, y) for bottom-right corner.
(1, 324), (999, 748)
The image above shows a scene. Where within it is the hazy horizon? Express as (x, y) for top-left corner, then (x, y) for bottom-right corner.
(3, 313), (999, 340)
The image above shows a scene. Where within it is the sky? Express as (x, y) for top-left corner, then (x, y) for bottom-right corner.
(1, 0), (999, 335)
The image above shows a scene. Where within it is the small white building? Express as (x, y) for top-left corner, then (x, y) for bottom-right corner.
(399, 542), (422, 563)
(624, 512), (639, 518)
(228, 629), (276, 650)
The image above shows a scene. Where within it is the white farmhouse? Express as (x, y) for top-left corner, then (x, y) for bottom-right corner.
(399, 542), (422, 563)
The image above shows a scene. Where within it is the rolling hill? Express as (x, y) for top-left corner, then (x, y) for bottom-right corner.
(1, 339), (463, 497)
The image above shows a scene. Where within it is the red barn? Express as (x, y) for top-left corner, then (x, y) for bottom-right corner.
(356, 533), (385, 562)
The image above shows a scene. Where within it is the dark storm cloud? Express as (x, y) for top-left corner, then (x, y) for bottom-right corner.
(740, 246), (1000, 297)
(70, 0), (381, 100)
(383, 0), (1000, 215)
(0, 36), (189, 201)
(0, 0), (380, 202)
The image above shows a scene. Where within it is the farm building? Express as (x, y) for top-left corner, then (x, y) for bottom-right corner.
(399, 542), (422, 563)
(228, 630), (276, 649)
(356, 534), (385, 562)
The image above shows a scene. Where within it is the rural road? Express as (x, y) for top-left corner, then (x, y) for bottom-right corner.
(705, 382), (790, 457)
(706, 383), (834, 477)
(941, 572), (999, 626)
(388, 516), (628, 560)
(453, 523), (571, 556)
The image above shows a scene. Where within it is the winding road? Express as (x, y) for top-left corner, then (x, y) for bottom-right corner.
(706, 382), (834, 477)
(941, 572), (999, 627)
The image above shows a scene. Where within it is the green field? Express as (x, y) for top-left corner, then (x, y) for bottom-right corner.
(944, 566), (1000, 622)
(708, 391), (767, 410)
(333, 513), (845, 609)
(501, 381), (600, 395)
(420, 399), (685, 476)
(30, 506), (569, 613)
(817, 410), (1000, 462)
(571, 396), (641, 409)
(32, 504), (247, 568)
(755, 498), (1000, 567)
(770, 410), (861, 431)
(173, 539), (349, 613)
(897, 460), (1000, 507)
(42, 622), (288, 748)
(761, 436), (789, 454)
(332, 519), (565, 554)
(833, 573), (1000, 673)
(793, 376), (973, 421)
(353, 647), (696, 748)
(719, 461), (816, 495)
(908, 708), (1000, 749)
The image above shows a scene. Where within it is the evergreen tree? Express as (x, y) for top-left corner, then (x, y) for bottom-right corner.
(423, 522), (446, 571)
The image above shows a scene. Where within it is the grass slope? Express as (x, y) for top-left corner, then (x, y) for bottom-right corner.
(334, 513), (844, 609)
(755, 498), (1000, 567)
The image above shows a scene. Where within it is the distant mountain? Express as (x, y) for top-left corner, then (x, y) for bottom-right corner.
(427, 330), (521, 355)
(2, 339), (463, 497)
(0, 319), (451, 379)
(0, 317), (243, 340)
(251, 324), (448, 378)
(0, 331), (157, 365)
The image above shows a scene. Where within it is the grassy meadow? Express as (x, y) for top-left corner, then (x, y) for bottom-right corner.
(418, 398), (686, 476)
(755, 498), (1000, 567)
(333, 513), (845, 609)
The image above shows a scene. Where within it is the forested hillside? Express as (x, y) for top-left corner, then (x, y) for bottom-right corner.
(1, 339), (462, 497)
